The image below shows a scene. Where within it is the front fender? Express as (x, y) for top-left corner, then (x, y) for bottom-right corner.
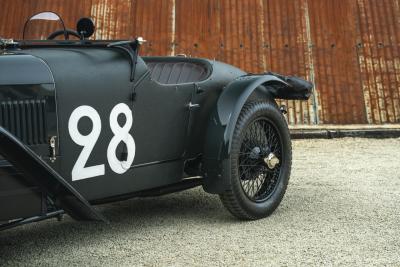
(202, 75), (289, 193)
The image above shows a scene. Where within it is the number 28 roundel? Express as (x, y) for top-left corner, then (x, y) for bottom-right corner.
(68, 103), (136, 181)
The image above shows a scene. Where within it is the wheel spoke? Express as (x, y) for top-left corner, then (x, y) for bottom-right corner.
(238, 117), (282, 202)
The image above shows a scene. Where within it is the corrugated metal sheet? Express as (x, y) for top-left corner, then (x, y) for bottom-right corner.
(262, 0), (316, 124)
(356, 0), (400, 124)
(308, 0), (367, 124)
(1, 0), (399, 124)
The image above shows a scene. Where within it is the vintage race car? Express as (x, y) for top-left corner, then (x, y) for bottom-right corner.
(0, 12), (312, 230)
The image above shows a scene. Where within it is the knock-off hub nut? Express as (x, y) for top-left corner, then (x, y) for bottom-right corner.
(264, 153), (280, 169)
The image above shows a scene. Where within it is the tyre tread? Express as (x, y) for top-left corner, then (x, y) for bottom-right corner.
(219, 100), (292, 220)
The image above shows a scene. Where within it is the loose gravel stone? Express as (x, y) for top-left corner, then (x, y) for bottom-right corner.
(0, 138), (399, 266)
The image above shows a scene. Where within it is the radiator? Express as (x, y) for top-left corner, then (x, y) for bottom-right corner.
(0, 99), (47, 145)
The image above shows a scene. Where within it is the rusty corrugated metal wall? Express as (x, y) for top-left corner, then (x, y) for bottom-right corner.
(1, 0), (399, 125)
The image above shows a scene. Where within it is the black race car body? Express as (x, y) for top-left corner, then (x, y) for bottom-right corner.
(0, 13), (312, 230)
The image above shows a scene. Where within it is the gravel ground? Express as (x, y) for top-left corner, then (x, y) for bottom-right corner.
(1, 138), (400, 266)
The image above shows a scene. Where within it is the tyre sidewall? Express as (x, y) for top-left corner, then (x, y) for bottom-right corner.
(229, 101), (292, 218)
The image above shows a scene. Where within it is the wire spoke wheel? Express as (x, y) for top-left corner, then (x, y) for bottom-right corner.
(238, 118), (282, 202)
(219, 100), (292, 220)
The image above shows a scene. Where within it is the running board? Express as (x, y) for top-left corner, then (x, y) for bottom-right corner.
(0, 210), (65, 231)
(0, 127), (107, 222)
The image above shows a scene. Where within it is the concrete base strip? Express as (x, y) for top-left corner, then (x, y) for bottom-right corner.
(290, 125), (400, 139)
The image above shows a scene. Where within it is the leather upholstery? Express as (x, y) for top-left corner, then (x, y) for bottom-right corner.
(145, 60), (210, 84)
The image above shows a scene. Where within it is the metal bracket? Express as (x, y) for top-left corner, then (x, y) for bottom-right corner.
(0, 210), (64, 231)
(280, 105), (288, 114)
(0, 38), (18, 50)
(49, 136), (57, 162)
(137, 36), (147, 45)
(188, 102), (200, 110)
(107, 37), (146, 82)
(194, 83), (204, 94)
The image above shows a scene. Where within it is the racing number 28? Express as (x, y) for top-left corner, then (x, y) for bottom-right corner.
(68, 103), (136, 181)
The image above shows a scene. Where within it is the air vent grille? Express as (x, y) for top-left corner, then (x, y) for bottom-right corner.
(0, 99), (47, 145)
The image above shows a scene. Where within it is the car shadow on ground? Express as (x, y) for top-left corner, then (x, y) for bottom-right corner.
(0, 188), (245, 259)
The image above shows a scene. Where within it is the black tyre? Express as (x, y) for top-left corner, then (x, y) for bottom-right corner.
(219, 100), (292, 220)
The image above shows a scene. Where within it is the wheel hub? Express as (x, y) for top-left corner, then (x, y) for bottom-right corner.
(264, 153), (280, 169)
(249, 146), (261, 159)
(238, 117), (283, 202)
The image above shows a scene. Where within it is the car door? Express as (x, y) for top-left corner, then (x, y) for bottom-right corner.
(131, 75), (193, 165)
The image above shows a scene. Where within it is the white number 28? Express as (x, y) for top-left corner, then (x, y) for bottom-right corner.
(68, 103), (136, 181)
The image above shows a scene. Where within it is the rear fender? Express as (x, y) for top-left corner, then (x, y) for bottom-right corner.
(0, 127), (106, 222)
(202, 75), (289, 193)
